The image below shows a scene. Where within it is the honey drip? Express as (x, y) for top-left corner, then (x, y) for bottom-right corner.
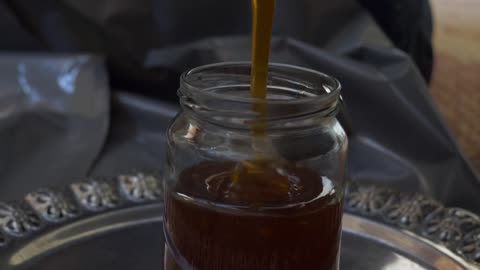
(232, 0), (278, 185)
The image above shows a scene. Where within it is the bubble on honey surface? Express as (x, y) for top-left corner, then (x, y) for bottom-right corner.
(203, 162), (321, 206)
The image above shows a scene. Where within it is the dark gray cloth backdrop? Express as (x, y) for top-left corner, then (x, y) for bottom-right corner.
(0, 0), (478, 212)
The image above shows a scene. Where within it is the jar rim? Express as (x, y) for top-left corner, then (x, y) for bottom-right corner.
(180, 62), (341, 106)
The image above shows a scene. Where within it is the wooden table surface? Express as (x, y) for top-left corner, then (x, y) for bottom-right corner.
(430, 0), (480, 172)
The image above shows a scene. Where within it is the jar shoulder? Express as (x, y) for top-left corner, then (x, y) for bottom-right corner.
(167, 113), (348, 160)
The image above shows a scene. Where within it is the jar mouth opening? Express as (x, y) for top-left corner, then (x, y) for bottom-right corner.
(181, 62), (341, 106)
(179, 62), (342, 128)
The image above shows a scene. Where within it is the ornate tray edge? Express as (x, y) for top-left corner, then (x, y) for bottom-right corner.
(345, 183), (480, 266)
(0, 175), (479, 267)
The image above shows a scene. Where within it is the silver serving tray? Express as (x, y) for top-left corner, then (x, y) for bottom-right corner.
(0, 174), (478, 270)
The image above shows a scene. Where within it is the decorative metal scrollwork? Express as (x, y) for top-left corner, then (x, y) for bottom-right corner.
(422, 208), (480, 249)
(0, 203), (41, 237)
(345, 184), (394, 216)
(345, 183), (480, 266)
(70, 180), (120, 212)
(25, 189), (79, 223)
(118, 173), (162, 203)
(459, 228), (480, 264)
(383, 194), (442, 229)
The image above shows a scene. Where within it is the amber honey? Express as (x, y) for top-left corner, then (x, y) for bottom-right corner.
(165, 162), (343, 270)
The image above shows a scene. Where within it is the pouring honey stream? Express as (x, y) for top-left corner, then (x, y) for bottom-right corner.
(231, 0), (287, 187)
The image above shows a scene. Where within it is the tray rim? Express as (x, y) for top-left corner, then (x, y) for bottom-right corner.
(0, 173), (478, 269)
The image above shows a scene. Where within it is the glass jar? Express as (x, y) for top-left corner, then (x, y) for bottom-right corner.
(164, 62), (348, 270)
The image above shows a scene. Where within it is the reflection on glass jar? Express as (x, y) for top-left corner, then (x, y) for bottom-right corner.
(164, 62), (348, 270)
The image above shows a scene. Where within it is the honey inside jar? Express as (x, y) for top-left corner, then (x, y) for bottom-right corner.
(164, 0), (345, 269)
(165, 162), (343, 270)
